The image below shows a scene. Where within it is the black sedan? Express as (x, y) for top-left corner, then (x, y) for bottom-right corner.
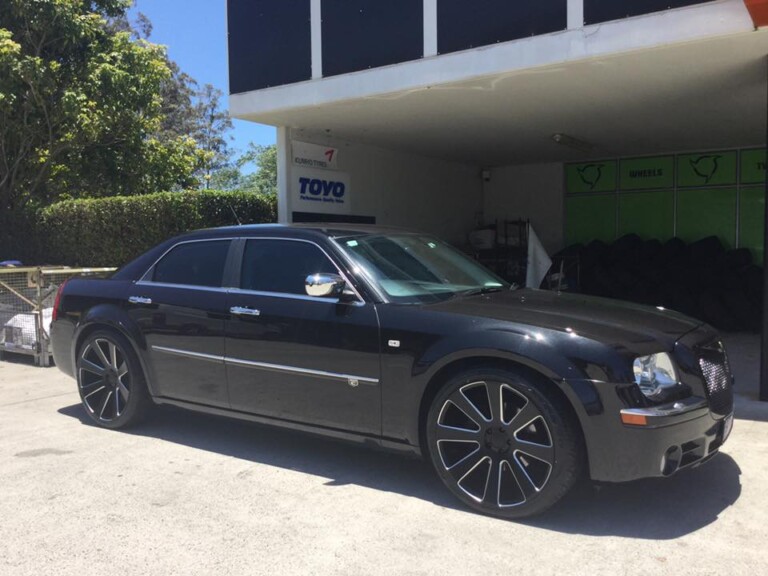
(51, 224), (734, 518)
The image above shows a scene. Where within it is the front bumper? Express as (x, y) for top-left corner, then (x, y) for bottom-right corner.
(619, 398), (732, 477)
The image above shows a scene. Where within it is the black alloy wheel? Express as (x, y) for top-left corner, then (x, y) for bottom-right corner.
(426, 367), (583, 518)
(77, 330), (150, 429)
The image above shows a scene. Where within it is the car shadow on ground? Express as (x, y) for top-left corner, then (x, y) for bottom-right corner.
(58, 403), (741, 539)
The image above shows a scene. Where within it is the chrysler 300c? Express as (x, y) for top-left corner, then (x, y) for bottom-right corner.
(51, 225), (734, 518)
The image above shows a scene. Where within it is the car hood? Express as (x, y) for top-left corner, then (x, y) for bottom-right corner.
(425, 289), (703, 353)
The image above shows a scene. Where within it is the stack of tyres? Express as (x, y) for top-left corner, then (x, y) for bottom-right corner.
(553, 235), (763, 332)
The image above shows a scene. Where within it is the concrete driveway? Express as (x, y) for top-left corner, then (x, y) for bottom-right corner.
(1, 336), (767, 576)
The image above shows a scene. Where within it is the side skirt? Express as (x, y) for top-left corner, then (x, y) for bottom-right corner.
(151, 396), (421, 457)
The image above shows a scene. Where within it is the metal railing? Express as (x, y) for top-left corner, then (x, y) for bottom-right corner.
(0, 267), (116, 367)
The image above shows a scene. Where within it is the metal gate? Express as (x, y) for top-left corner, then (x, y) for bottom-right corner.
(0, 267), (116, 366)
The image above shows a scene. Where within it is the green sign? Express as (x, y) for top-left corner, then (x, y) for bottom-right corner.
(677, 151), (737, 187)
(566, 161), (617, 194)
(741, 149), (767, 185)
(619, 156), (674, 190)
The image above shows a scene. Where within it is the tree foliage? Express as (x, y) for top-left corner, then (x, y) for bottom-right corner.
(0, 0), (206, 217)
(209, 143), (277, 194)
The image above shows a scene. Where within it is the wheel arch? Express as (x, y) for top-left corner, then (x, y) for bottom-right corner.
(72, 306), (155, 396)
(416, 355), (589, 470)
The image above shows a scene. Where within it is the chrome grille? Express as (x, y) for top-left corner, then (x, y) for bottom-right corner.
(698, 342), (733, 417)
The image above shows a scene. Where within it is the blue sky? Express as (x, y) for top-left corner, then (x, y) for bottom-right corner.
(130, 0), (277, 155)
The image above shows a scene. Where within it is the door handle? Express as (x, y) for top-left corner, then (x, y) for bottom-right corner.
(230, 306), (260, 317)
(128, 296), (153, 305)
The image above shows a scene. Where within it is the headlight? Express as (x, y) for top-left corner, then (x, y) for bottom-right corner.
(633, 353), (679, 400)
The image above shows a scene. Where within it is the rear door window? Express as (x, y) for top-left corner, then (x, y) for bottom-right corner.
(152, 240), (231, 287)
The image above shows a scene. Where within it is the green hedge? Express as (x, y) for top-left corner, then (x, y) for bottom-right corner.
(38, 190), (277, 267)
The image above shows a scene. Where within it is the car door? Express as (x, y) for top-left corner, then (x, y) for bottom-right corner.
(225, 237), (381, 436)
(127, 238), (233, 408)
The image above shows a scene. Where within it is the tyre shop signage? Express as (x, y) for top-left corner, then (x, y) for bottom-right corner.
(292, 140), (338, 170)
(566, 161), (617, 193)
(292, 167), (352, 214)
(619, 156), (674, 190)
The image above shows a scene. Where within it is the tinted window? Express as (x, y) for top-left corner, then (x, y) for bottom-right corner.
(584, 0), (710, 25)
(152, 241), (231, 287)
(227, 0), (311, 92)
(322, 0), (423, 77)
(241, 240), (337, 295)
(438, 0), (567, 54)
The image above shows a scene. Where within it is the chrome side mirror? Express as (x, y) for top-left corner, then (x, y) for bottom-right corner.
(305, 273), (345, 298)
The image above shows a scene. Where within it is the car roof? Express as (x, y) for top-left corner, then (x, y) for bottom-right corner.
(195, 222), (419, 239)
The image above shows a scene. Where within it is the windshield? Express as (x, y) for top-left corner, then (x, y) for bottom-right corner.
(335, 233), (509, 304)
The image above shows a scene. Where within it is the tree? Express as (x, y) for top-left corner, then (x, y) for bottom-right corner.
(194, 84), (233, 187)
(238, 143), (277, 195)
(206, 143), (277, 195)
(0, 0), (206, 219)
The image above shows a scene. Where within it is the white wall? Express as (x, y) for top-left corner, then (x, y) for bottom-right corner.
(285, 131), (483, 245)
(483, 163), (565, 254)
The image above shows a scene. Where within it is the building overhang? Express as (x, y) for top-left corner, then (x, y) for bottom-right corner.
(231, 1), (767, 166)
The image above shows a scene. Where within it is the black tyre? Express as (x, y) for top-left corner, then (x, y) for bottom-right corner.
(76, 329), (151, 429)
(426, 367), (583, 519)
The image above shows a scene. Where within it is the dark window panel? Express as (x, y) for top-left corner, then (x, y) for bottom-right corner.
(228, 0), (311, 94)
(153, 241), (231, 287)
(322, 0), (423, 77)
(438, 0), (567, 55)
(584, 0), (712, 25)
(240, 240), (337, 295)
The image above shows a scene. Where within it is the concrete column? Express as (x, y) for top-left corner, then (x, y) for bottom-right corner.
(276, 127), (291, 224)
(311, 0), (322, 79)
(567, 0), (584, 30)
(424, 0), (438, 57)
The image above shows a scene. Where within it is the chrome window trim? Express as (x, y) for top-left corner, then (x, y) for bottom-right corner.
(151, 345), (378, 385)
(135, 281), (230, 293)
(227, 287), (363, 305)
(139, 237), (236, 285)
(237, 236), (365, 304)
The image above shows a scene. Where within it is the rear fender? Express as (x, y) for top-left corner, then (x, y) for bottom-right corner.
(72, 304), (156, 396)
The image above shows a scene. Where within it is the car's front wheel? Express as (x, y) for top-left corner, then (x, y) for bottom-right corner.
(426, 367), (583, 519)
(76, 330), (150, 429)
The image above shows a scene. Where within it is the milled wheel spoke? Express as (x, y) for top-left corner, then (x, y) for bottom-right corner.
(450, 392), (487, 426)
(80, 359), (106, 377)
(485, 381), (503, 423)
(115, 386), (121, 415)
(457, 456), (492, 503)
(435, 424), (481, 442)
(92, 342), (111, 370)
(446, 448), (485, 481)
(487, 458), (505, 507)
(80, 376), (106, 391)
(83, 385), (106, 400)
(511, 453), (542, 495)
(507, 401), (539, 430)
(516, 442), (554, 466)
(99, 391), (113, 419)
(117, 362), (128, 379)
(108, 342), (119, 370)
(116, 380), (130, 402)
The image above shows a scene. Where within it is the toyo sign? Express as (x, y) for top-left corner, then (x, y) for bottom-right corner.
(292, 167), (352, 214)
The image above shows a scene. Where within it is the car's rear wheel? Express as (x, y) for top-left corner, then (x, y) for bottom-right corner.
(76, 330), (150, 429)
(426, 367), (583, 519)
